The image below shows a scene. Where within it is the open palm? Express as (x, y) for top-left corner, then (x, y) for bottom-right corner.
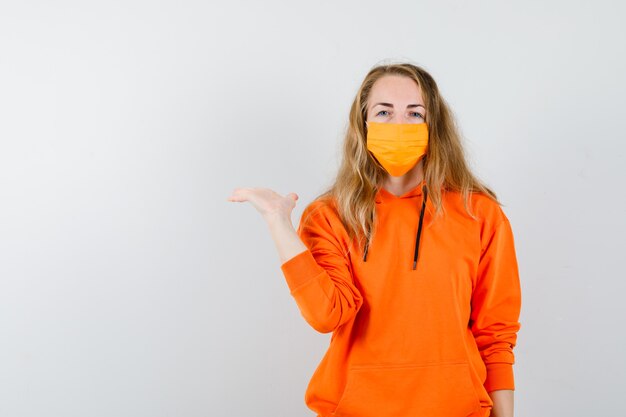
(227, 187), (299, 221)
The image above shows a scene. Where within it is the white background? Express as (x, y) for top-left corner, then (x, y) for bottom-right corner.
(1, 1), (625, 416)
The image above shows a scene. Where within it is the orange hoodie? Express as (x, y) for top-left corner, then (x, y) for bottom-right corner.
(280, 178), (522, 417)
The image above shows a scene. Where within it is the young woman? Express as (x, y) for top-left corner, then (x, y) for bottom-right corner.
(227, 62), (521, 417)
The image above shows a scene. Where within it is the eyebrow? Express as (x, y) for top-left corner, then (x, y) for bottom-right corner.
(372, 102), (426, 110)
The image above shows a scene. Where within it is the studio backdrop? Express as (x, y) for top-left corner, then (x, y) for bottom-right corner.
(1, 1), (624, 416)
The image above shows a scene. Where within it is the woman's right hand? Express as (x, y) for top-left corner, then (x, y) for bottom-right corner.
(226, 187), (299, 222)
(227, 187), (307, 264)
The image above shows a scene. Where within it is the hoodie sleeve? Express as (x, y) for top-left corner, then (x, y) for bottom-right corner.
(280, 203), (363, 334)
(470, 215), (522, 393)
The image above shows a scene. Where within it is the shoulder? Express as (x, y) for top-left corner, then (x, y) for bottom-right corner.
(298, 196), (345, 234)
(442, 189), (510, 237)
(297, 197), (353, 253)
(463, 192), (515, 252)
(468, 192), (508, 225)
(301, 196), (338, 222)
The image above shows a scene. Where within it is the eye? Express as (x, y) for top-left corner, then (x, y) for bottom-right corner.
(376, 110), (424, 118)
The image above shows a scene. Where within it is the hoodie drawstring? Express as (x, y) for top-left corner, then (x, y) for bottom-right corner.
(413, 185), (427, 270)
(362, 184), (428, 270)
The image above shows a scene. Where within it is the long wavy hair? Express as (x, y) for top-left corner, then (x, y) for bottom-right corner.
(309, 61), (500, 256)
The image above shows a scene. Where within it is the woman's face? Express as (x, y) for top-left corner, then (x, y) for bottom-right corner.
(366, 75), (427, 124)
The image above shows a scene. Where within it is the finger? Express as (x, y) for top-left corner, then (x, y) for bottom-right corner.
(227, 189), (248, 202)
(227, 196), (245, 202)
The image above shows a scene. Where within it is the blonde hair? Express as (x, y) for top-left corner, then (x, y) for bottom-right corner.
(309, 61), (500, 256)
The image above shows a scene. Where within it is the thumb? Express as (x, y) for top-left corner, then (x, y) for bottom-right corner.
(287, 192), (299, 201)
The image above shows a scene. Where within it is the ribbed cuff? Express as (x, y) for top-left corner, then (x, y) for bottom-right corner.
(280, 249), (325, 293)
(484, 363), (515, 392)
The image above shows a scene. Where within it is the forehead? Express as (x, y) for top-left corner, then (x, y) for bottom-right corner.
(368, 75), (424, 105)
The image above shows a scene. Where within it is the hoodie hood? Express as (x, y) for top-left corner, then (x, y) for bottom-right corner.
(364, 179), (428, 270)
(374, 178), (427, 204)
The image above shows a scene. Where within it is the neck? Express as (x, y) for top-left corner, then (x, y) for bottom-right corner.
(382, 159), (425, 196)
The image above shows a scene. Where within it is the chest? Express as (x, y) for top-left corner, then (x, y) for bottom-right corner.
(348, 201), (481, 307)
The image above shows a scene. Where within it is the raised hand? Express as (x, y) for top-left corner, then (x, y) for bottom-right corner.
(227, 187), (306, 264)
(226, 187), (299, 223)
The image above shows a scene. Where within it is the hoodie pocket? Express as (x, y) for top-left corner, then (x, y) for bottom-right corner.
(332, 361), (481, 417)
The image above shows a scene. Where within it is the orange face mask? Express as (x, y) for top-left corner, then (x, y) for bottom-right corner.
(365, 121), (429, 177)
